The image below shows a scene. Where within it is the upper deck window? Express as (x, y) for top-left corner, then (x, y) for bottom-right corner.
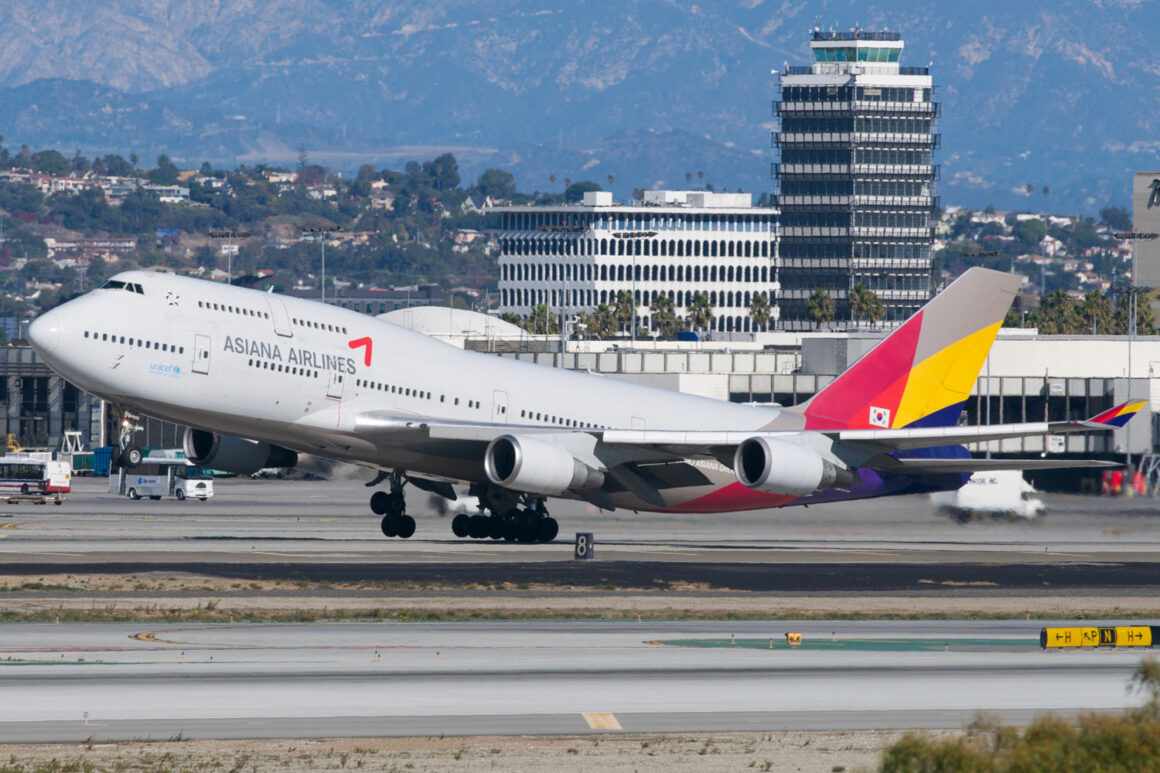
(100, 280), (144, 294)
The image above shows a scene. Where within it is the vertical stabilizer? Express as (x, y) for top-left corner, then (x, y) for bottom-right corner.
(796, 268), (1022, 430)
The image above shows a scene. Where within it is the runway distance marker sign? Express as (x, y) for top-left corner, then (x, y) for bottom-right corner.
(574, 532), (595, 560)
(1040, 626), (1155, 649)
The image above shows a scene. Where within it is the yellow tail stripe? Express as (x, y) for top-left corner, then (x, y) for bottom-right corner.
(893, 321), (1003, 429)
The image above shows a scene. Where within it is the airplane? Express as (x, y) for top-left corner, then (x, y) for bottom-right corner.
(28, 267), (1137, 544)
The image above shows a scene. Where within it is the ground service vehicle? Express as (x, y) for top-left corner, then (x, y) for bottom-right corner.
(0, 457), (72, 504)
(112, 458), (214, 501)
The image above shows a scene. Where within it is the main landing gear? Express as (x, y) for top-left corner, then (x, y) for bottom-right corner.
(451, 488), (559, 544)
(370, 472), (415, 539)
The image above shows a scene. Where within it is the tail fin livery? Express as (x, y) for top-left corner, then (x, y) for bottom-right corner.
(796, 268), (1022, 431)
(1087, 400), (1146, 428)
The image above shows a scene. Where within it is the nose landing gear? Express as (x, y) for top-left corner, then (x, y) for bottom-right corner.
(370, 472), (415, 539)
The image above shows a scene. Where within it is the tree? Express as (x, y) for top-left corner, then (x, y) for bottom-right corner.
(1114, 290), (1156, 336)
(1015, 218), (1047, 246)
(1100, 206), (1132, 232)
(612, 290), (635, 333)
(423, 153), (460, 191)
(564, 180), (601, 203)
(749, 292), (772, 331)
(30, 150), (70, 176)
(807, 289), (835, 329)
(149, 154), (180, 185)
(686, 292), (714, 332)
(1030, 290), (1084, 334)
(649, 294), (680, 337)
(849, 283), (885, 326)
(476, 169), (516, 200)
(1081, 291), (1114, 335)
(575, 305), (616, 339)
(99, 154), (136, 177)
(524, 303), (558, 335)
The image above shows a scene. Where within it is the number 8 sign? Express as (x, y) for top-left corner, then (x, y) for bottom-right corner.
(574, 532), (595, 560)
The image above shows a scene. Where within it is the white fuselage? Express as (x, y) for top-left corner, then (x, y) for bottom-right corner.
(30, 271), (788, 506)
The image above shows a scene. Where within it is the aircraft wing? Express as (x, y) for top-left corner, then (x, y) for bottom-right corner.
(350, 400), (1143, 477)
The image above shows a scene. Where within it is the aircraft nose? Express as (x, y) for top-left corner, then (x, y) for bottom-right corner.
(28, 310), (62, 355)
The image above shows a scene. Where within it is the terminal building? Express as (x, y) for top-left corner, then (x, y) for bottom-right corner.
(774, 30), (938, 327)
(493, 190), (781, 334)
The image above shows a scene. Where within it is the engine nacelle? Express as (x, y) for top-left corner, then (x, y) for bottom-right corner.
(484, 434), (605, 496)
(734, 436), (850, 496)
(183, 428), (298, 476)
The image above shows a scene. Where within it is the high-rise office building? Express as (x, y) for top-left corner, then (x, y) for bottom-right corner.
(775, 30), (938, 328)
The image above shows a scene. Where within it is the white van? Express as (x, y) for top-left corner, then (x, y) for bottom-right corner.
(112, 459), (214, 501)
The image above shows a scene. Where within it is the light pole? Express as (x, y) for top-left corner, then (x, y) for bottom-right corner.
(537, 221), (589, 361)
(208, 229), (252, 285)
(611, 230), (657, 344)
(302, 225), (340, 302)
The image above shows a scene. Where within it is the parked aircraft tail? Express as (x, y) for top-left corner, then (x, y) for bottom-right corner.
(794, 267), (1022, 431)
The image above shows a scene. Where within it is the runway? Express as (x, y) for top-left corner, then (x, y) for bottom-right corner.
(0, 620), (1147, 743)
(2, 479), (1160, 585)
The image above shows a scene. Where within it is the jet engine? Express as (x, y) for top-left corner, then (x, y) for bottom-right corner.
(734, 436), (851, 496)
(484, 434), (605, 496)
(183, 428), (298, 476)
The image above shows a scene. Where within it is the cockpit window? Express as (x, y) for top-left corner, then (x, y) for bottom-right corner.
(99, 280), (144, 294)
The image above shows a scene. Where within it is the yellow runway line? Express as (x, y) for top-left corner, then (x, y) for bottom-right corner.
(582, 712), (623, 731)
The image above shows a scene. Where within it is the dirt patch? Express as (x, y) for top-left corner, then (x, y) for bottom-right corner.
(2, 588), (1159, 623)
(0, 730), (955, 772)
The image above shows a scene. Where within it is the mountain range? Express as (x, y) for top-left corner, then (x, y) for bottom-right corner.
(1, 0), (1158, 212)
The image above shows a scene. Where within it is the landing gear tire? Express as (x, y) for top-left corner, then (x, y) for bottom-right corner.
(537, 517), (559, 543)
(451, 513), (470, 538)
(122, 446), (143, 469)
(467, 514), (490, 539)
(381, 514), (398, 538)
(370, 491), (389, 515)
(396, 514), (416, 539)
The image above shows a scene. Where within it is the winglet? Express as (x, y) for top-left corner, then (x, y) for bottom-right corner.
(1086, 400), (1146, 429)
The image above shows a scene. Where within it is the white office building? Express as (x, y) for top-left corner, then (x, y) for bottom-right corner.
(493, 190), (780, 334)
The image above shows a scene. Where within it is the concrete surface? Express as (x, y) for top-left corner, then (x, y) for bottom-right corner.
(0, 620), (1147, 742)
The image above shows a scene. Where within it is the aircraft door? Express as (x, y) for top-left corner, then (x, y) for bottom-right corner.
(265, 296), (294, 338)
(492, 390), (509, 424)
(326, 370), (345, 400)
(193, 334), (211, 375)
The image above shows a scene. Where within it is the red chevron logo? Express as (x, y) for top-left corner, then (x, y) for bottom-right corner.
(348, 336), (373, 367)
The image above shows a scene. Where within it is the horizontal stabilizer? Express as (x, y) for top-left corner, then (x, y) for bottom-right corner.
(870, 458), (1120, 474)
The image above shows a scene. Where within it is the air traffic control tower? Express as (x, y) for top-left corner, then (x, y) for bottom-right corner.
(774, 30), (938, 328)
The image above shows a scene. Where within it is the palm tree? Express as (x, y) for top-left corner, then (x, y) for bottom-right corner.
(686, 292), (714, 333)
(612, 290), (635, 334)
(749, 292), (772, 332)
(807, 289), (835, 330)
(649, 295), (680, 338)
(849, 284), (884, 327)
(592, 304), (618, 338)
(524, 304), (559, 335)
